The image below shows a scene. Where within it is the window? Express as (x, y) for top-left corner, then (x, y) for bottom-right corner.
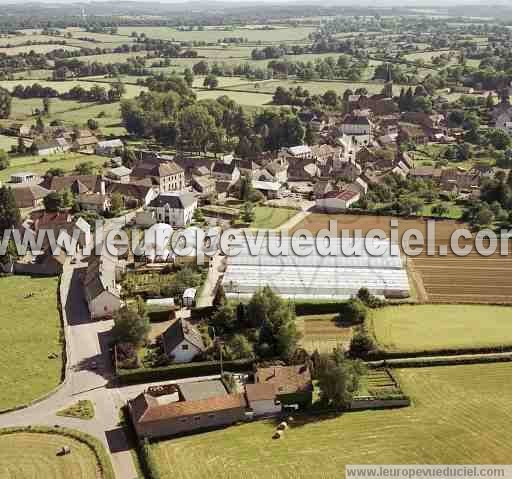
(179, 418), (187, 423)
(194, 416), (201, 421)
(208, 413), (215, 419)
(182, 344), (189, 350)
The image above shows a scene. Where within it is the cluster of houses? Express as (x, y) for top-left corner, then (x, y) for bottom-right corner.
(4, 123), (124, 157)
(128, 362), (313, 440)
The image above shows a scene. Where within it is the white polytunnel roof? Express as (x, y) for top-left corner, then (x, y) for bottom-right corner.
(222, 235), (409, 300)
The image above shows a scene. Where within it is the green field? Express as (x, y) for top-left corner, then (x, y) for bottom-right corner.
(0, 153), (107, 182)
(0, 277), (62, 411)
(116, 25), (315, 44)
(419, 202), (463, 219)
(150, 363), (512, 478)
(0, 431), (102, 478)
(250, 206), (298, 229)
(0, 44), (79, 56)
(195, 89), (274, 107)
(0, 80), (145, 98)
(371, 305), (512, 353)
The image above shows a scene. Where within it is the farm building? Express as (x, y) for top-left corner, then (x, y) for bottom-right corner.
(222, 235), (409, 300)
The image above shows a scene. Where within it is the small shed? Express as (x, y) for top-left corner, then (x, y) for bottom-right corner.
(182, 288), (197, 307)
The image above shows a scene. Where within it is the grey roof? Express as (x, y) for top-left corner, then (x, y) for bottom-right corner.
(162, 318), (205, 354)
(179, 380), (227, 402)
(149, 192), (196, 209)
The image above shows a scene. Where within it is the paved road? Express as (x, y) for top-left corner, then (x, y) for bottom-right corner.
(0, 212), (140, 479)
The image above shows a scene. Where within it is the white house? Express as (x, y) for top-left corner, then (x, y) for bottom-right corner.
(96, 139), (124, 156)
(245, 383), (282, 417)
(147, 191), (197, 227)
(315, 189), (361, 212)
(183, 288), (197, 307)
(106, 166), (132, 183)
(162, 319), (206, 363)
(83, 253), (121, 319)
(340, 111), (373, 137)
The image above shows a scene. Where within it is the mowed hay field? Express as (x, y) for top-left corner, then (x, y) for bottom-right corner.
(292, 213), (512, 304)
(150, 364), (512, 478)
(297, 314), (353, 353)
(0, 277), (62, 411)
(0, 432), (100, 478)
(371, 304), (512, 353)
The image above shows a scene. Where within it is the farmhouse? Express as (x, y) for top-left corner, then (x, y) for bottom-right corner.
(106, 166), (132, 183)
(162, 318), (206, 363)
(128, 384), (247, 440)
(10, 184), (50, 209)
(147, 191), (197, 227)
(315, 189), (361, 212)
(131, 160), (185, 193)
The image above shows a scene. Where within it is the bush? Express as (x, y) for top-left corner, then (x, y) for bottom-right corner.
(349, 332), (375, 358)
(338, 299), (367, 325)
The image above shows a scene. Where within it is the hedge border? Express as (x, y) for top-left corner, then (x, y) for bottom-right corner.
(0, 426), (115, 479)
(117, 359), (254, 385)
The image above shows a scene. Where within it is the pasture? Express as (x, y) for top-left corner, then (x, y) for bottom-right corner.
(250, 206), (299, 229)
(0, 44), (79, 56)
(297, 314), (353, 353)
(195, 89), (273, 107)
(0, 153), (107, 182)
(0, 431), (102, 478)
(116, 25), (316, 44)
(0, 277), (62, 411)
(150, 363), (512, 478)
(371, 304), (512, 353)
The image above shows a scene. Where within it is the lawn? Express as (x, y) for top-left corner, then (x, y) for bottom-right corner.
(250, 206), (298, 229)
(0, 153), (107, 182)
(57, 400), (95, 420)
(0, 276), (62, 411)
(0, 431), (102, 478)
(150, 363), (512, 478)
(370, 304), (512, 353)
(419, 202), (463, 219)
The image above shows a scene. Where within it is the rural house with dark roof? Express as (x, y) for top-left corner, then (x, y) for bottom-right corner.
(162, 318), (206, 363)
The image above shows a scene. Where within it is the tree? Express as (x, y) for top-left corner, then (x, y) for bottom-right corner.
(35, 115), (45, 133)
(0, 150), (9, 170)
(338, 298), (367, 325)
(45, 167), (65, 177)
(43, 192), (64, 212)
(111, 192), (123, 213)
(304, 124), (317, 145)
(87, 119), (99, 130)
(247, 286), (301, 359)
(241, 201), (255, 223)
(213, 283), (227, 307)
(184, 68), (194, 87)
(316, 347), (365, 409)
(203, 74), (219, 89)
(193, 60), (209, 75)
(0, 186), (20, 232)
(349, 332), (375, 357)
(225, 334), (254, 360)
(43, 97), (50, 116)
(178, 105), (217, 153)
(210, 301), (237, 334)
(487, 129), (511, 150)
(0, 87), (11, 118)
(239, 175), (255, 201)
(75, 161), (94, 175)
(111, 307), (150, 346)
